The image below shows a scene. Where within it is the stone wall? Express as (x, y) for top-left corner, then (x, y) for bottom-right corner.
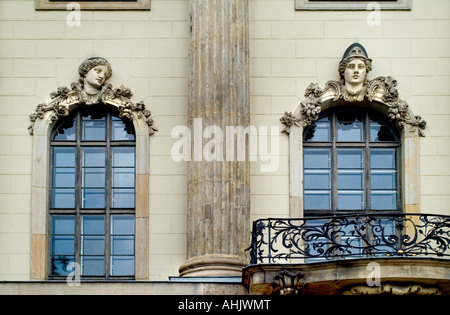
(0, 0), (449, 281)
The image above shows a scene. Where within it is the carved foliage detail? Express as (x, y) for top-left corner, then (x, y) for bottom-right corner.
(280, 76), (426, 136)
(28, 83), (158, 136)
(271, 270), (307, 295)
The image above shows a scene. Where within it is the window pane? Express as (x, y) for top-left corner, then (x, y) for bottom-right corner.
(370, 122), (395, 142)
(113, 168), (135, 188)
(338, 149), (363, 169)
(53, 168), (75, 188)
(112, 117), (135, 141)
(304, 191), (331, 210)
(81, 215), (105, 276)
(304, 148), (330, 169)
(83, 147), (105, 167)
(111, 256), (134, 276)
(371, 148), (396, 169)
(112, 189), (135, 208)
(112, 215), (135, 234)
(83, 189), (105, 208)
(112, 147), (135, 167)
(82, 236), (105, 255)
(54, 118), (76, 141)
(112, 236), (134, 255)
(338, 170), (363, 189)
(51, 215), (75, 275)
(52, 215), (75, 234)
(83, 168), (106, 187)
(338, 191), (364, 210)
(371, 191), (397, 210)
(51, 256), (75, 276)
(337, 111), (363, 142)
(304, 170), (330, 189)
(53, 147), (75, 167)
(52, 236), (75, 255)
(52, 188), (75, 208)
(82, 117), (106, 141)
(82, 256), (104, 276)
(83, 216), (105, 234)
(371, 170), (397, 189)
(304, 117), (330, 142)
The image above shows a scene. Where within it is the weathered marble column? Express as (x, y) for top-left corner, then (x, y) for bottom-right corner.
(179, 0), (250, 277)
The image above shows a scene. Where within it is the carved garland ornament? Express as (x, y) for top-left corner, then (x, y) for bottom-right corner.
(28, 57), (158, 136)
(281, 43), (426, 137)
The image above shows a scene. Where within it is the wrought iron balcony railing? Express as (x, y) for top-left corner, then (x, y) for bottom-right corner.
(249, 213), (450, 264)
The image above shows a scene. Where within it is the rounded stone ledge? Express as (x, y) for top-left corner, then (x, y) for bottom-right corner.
(179, 254), (248, 278)
(0, 281), (246, 295)
(243, 258), (450, 295)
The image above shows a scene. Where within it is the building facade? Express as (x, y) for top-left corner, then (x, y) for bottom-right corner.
(0, 0), (449, 295)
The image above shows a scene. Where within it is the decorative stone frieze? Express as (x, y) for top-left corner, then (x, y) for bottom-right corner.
(280, 43), (426, 137)
(243, 258), (450, 295)
(28, 57), (158, 136)
(342, 284), (441, 295)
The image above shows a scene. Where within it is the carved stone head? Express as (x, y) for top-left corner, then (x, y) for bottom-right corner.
(338, 43), (372, 100)
(78, 57), (112, 94)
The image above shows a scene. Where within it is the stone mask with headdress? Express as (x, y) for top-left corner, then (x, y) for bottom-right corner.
(338, 43), (372, 83)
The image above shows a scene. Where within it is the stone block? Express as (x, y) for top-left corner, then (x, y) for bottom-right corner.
(251, 78), (296, 96)
(250, 39), (295, 58)
(150, 39), (189, 58)
(272, 21), (324, 39)
(14, 21), (64, 40)
(0, 40), (35, 58)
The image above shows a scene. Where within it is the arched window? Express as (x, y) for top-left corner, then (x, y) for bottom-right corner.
(303, 107), (400, 215)
(49, 106), (136, 279)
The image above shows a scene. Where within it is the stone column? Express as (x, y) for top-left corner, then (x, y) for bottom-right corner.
(179, 0), (250, 277)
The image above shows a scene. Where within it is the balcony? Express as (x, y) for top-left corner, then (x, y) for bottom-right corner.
(243, 213), (450, 295)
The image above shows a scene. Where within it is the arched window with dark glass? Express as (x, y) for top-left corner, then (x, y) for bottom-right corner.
(303, 107), (400, 214)
(49, 106), (136, 279)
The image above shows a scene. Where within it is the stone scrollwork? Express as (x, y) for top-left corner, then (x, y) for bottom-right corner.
(28, 57), (158, 136)
(280, 43), (426, 137)
(271, 270), (307, 295)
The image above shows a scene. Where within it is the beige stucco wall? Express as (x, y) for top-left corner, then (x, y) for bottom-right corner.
(0, 0), (449, 282)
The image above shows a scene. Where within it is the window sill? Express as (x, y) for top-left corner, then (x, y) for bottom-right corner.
(295, 0), (411, 11)
(36, 0), (151, 11)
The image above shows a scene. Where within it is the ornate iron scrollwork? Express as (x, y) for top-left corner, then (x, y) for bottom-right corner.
(248, 213), (450, 264)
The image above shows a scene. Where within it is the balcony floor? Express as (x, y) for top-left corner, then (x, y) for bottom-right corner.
(243, 257), (450, 295)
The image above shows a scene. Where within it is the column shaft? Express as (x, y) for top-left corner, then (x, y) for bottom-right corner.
(180, 0), (250, 277)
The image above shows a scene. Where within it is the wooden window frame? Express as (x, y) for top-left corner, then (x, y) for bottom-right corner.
(302, 108), (401, 216)
(48, 108), (136, 280)
(31, 102), (151, 281)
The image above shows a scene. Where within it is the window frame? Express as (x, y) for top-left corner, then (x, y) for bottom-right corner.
(48, 107), (136, 280)
(36, 0), (151, 11)
(295, 0), (411, 11)
(302, 108), (401, 216)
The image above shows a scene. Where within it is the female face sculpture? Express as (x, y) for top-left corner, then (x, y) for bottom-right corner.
(84, 65), (109, 92)
(78, 57), (112, 94)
